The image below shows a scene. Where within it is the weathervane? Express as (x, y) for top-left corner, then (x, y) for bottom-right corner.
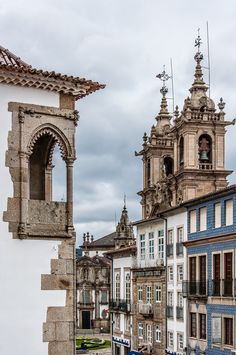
(156, 65), (171, 95)
(194, 28), (203, 63)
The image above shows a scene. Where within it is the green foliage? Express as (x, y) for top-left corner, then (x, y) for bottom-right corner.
(76, 337), (111, 350)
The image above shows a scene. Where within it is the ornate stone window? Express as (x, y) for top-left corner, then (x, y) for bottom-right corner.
(163, 156), (173, 176)
(198, 134), (212, 164)
(179, 136), (184, 167)
(4, 103), (77, 239)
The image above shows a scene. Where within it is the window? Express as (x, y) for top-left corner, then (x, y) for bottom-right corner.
(101, 290), (107, 303)
(213, 253), (221, 295)
(224, 317), (233, 345)
(177, 227), (183, 243)
(177, 292), (183, 307)
(199, 207), (207, 231)
(82, 290), (90, 304)
(168, 229), (173, 244)
(125, 273), (131, 304)
(156, 325), (161, 342)
(224, 252), (233, 296)
(190, 313), (197, 338)
(214, 202), (221, 228)
(155, 285), (161, 302)
(168, 266), (173, 282)
(177, 264), (183, 282)
(189, 210), (197, 233)
(147, 158), (151, 186)
(158, 230), (164, 259)
(199, 313), (206, 339)
(147, 324), (152, 344)
(138, 286), (143, 302)
(225, 199), (233, 226)
(168, 292), (173, 306)
(146, 286), (152, 304)
(115, 273), (120, 301)
(140, 234), (145, 260)
(177, 333), (184, 351)
(148, 232), (154, 259)
(115, 313), (120, 329)
(189, 257), (196, 282)
(125, 316), (130, 332)
(168, 331), (174, 348)
(138, 323), (143, 338)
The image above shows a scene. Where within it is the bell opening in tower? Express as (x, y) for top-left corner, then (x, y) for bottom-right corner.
(198, 134), (212, 164)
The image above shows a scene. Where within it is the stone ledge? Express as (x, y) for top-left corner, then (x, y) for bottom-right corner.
(41, 275), (73, 290)
(47, 306), (73, 322)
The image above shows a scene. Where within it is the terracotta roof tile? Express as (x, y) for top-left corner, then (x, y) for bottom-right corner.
(0, 45), (105, 99)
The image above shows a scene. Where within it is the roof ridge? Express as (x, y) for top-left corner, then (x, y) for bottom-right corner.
(0, 45), (30, 67)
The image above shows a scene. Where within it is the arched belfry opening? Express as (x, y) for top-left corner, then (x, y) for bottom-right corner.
(163, 156), (173, 177)
(198, 134), (212, 164)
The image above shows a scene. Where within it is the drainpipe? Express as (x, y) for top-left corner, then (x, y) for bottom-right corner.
(157, 213), (168, 353)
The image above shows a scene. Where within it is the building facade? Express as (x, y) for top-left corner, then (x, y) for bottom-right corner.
(184, 186), (236, 354)
(132, 218), (166, 355)
(107, 205), (136, 355)
(0, 45), (104, 355)
(76, 254), (110, 333)
(163, 207), (188, 354)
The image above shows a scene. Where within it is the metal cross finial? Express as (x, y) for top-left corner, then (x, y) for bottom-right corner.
(124, 193), (126, 208)
(194, 28), (203, 63)
(156, 65), (171, 95)
(195, 28), (202, 52)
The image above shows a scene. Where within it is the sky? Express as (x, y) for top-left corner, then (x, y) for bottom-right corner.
(1, 0), (236, 244)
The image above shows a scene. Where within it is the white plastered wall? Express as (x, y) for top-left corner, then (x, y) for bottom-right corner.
(0, 84), (66, 355)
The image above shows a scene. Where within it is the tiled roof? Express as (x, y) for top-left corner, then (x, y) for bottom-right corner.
(0, 45), (105, 99)
(82, 232), (116, 249)
(0, 46), (30, 67)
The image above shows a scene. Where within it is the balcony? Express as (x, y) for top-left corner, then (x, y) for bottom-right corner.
(166, 244), (173, 257)
(182, 281), (208, 298)
(176, 242), (183, 256)
(138, 303), (153, 316)
(176, 306), (184, 320)
(199, 163), (212, 170)
(109, 299), (131, 313)
(212, 279), (234, 297)
(166, 305), (173, 318)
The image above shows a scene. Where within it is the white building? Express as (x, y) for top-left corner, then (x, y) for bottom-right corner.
(132, 217), (166, 355)
(0, 45), (104, 355)
(106, 205), (136, 355)
(163, 207), (188, 355)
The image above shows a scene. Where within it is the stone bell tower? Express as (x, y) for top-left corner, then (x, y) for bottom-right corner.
(170, 32), (234, 204)
(136, 69), (174, 218)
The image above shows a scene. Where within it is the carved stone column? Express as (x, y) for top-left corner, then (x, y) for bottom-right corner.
(66, 158), (74, 231)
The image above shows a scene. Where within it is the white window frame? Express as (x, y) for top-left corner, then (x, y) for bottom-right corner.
(115, 273), (120, 301)
(146, 285), (152, 304)
(125, 273), (131, 304)
(168, 331), (174, 348)
(138, 286), (143, 302)
(156, 325), (161, 343)
(155, 285), (161, 303)
(214, 202), (221, 228)
(138, 322), (143, 338)
(177, 332), (184, 351)
(148, 232), (154, 259)
(177, 292), (183, 307)
(168, 291), (173, 306)
(168, 266), (173, 282)
(189, 209), (197, 233)
(168, 229), (173, 244)
(140, 234), (145, 260)
(177, 226), (184, 243)
(225, 199), (233, 226)
(199, 206), (207, 231)
(147, 324), (152, 344)
(177, 264), (184, 282)
(158, 229), (164, 259)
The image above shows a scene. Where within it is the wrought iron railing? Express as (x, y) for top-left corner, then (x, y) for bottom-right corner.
(182, 281), (208, 298)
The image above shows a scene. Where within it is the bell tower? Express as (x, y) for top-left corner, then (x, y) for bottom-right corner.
(136, 68), (174, 218)
(170, 31), (234, 204)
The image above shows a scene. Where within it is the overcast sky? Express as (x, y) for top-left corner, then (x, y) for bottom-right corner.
(1, 0), (236, 244)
